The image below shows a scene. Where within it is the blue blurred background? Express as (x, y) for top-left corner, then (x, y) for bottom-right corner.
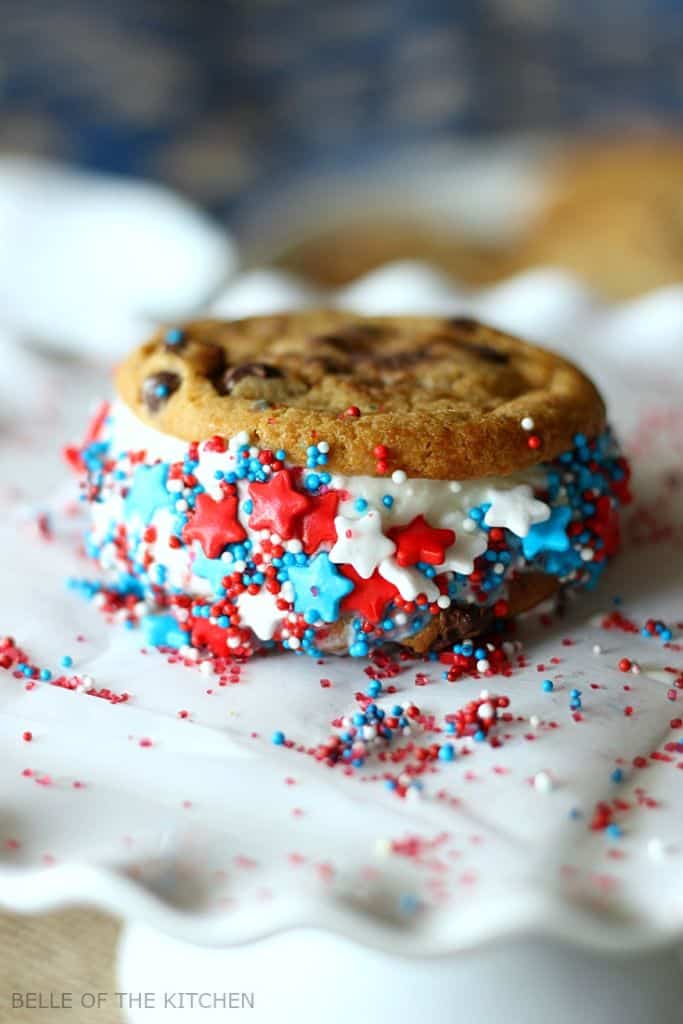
(2, 0), (681, 229)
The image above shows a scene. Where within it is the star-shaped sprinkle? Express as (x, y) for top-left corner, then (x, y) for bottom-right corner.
(301, 490), (341, 554)
(378, 558), (439, 602)
(249, 469), (310, 540)
(522, 506), (572, 559)
(329, 509), (396, 578)
(287, 553), (355, 623)
(437, 520), (488, 575)
(483, 484), (550, 538)
(192, 546), (232, 591)
(183, 491), (246, 559)
(142, 613), (189, 649)
(191, 618), (230, 656)
(340, 566), (398, 623)
(237, 589), (282, 640)
(388, 515), (455, 567)
(125, 463), (171, 526)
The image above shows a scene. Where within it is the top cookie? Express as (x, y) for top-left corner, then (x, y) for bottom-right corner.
(115, 311), (605, 479)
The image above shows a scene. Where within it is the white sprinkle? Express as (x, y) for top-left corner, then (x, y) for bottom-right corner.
(233, 560), (246, 573)
(592, 643), (603, 655)
(476, 659), (490, 673)
(478, 701), (494, 719)
(462, 517), (477, 533)
(167, 479), (183, 493)
(631, 663), (641, 675)
(647, 837), (666, 861)
(374, 838), (391, 858)
(318, 441), (330, 453)
(199, 660), (214, 676)
(448, 481), (462, 493)
(437, 594), (451, 609)
(534, 770), (554, 793)
(286, 539), (303, 554)
(529, 715), (541, 729)
(288, 636), (301, 650)
(521, 416), (535, 431)
(391, 470), (407, 485)
(175, 499), (188, 512)
(227, 636), (241, 649)
(580, 547), (594, 561)
(270, 533), (282, 546)
(394, 612), (408, 626)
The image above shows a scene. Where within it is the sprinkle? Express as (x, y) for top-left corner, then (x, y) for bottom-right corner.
(533, 771), (554, 793)
(272, 731), (286, 745)
(521, 416), (535, 431)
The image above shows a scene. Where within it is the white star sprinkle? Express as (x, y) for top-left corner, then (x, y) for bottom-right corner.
(483, 484), (550, 538)
(329, 509), (396, 579)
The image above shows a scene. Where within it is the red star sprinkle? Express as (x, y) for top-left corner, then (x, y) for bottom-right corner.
(190, 618), (230, 656)
(340, 566), (398, 623)
(388, 514), (455, 567)
(182, 491), (246, 558)
(301, 490), (341, 554)
(249, 469), (310, 539)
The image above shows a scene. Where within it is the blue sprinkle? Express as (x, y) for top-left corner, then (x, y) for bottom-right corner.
(438, 743), (455, 762)
(606, 823), (623, 840)
(611, 768), (624, 783)
(355, 498), (368, 512)
(271, 731), (286, 746)
(542, 679), (554, 692)
(61, 655), (73, 668)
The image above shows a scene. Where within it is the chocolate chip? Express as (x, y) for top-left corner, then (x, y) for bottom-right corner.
(216, 362), (284, 395)
(458, 341), (509, 364)
(142, 371), (181, 412)
(312, 323), (385, 353)
(445, 318), (509, 364)
(447, 316), (479, 333)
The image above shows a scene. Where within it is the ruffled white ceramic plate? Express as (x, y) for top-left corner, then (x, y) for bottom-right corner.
(1, 265), (682, 956)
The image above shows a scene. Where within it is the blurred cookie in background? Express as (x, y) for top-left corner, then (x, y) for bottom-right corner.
(513, 136), (683, 299)
(273, 216), (515, 288)
(272, 137), (683, 300)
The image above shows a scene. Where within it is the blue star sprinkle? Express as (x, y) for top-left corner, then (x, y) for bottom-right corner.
(192, 547), (231, 590)
(124, 463), (171, 526)
(142, 613), (189, 649)
(287, 553), (354, 623)
(522, 506), (572, 559)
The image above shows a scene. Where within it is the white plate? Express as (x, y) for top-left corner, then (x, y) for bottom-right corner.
(1, 268), (682, 956)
